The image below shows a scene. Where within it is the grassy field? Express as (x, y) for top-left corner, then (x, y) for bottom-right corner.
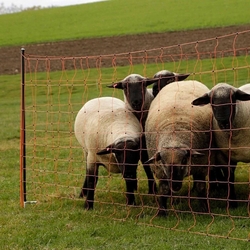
(1, 0), (250, 249)
(1, 56), (250, 249)
(1, 0), (250, 46)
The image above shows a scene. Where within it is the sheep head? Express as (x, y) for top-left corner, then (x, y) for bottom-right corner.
(97, 137), (140, 170)
(152, 70), (190, 97)
(107, 74), (157, 111)
(192, 83), (250, 129)
(145, 147), (204, 193)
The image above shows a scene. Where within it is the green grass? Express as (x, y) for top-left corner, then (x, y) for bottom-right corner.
(1, 1), (250, 248)
(1, 54), (250, 248)
(1, 0), (250, 47)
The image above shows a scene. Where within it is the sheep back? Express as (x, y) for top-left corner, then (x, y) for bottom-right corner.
(192, 83), (250, 162)
(215, 84), (250, 162)
(74, 97), (142, 173)
(145, 80), (214, 184)
(146, 80), (212, 158)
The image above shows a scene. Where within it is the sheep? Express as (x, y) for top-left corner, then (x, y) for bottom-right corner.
(192, 82), (250, 207)
(239, 83), (250, 95)
(152, 70), (190, 97)
(74, 97), (145, 209)
(107, 74), (158, 129)
(145, 80), (215, 216)
(107, 74), (158, 193)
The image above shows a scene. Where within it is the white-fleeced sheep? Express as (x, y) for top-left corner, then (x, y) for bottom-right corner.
(107, 74), (158, 129)
(152, 70), (190, 97)
(106, 74), (158, 194)
(192, 82), (250, 207)
(145, 80), (215, 216)
(74, 97), (144, 209)
(239, 83), (250, 95)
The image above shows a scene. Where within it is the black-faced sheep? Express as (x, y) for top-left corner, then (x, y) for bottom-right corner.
(152, 70), (190, 97)
(107, 74), (157, 129)
(192, 82), (250, 207)
(145, 80), (215, 216)
(107, 74), (158, 193)
(74, 97), (144, 209)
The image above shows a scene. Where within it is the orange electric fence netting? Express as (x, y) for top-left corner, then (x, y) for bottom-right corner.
(20, 30), (250, 241)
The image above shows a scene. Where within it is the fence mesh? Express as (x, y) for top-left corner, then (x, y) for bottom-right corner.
(20, 30), (250, 241)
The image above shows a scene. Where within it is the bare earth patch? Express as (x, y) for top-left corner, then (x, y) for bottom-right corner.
(1, 24), (250, 75)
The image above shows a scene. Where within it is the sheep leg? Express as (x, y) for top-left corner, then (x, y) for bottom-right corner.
(208, 166), (224, 191)
(214, 160), (238, 208)
(226, 163), (237, 208)
(84, 164), (99, 210)
(79, 151), (89, 198)
(192, 173), (208, 212)
(140, 136), (157, 194)
(123, 170), (137, 205)
(214, 152), (238, 208)
(79, 177), (88, 198)
(156, 180), (170, 216)
(143, 163), (157, 194)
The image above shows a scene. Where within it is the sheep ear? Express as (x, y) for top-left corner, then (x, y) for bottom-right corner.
(96, 144), (114, 155)
(106, 81), (123, 89)
(175, 73), (190, 81)
(145, 152), (161, 164)
(235, 89), (250, 101)
(145, 78), (158, 87)
(189, 149), (205, 157)
(192, 93), (210, 106)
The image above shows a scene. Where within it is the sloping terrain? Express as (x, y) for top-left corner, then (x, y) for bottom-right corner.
(1, 24), (250, 75)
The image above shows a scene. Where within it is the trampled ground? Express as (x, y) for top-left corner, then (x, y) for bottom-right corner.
(1, 24), (250, 75)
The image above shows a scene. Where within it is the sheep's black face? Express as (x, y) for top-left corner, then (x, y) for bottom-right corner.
(152, 73), (175, 97)
(114, 139), (140, 172)
(168, 163), (188, 192)
(114, 140), (140, 192)
(211, 88), (236, 130)
(96, 139), (140, 195)
(159, 149), (190, 193)
(123, 81), (147, 111)
(152, 70), (189, 97)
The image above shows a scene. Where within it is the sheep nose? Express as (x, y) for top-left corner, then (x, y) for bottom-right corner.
(133, 99), (141, 104)
(132, 100), (143, 111)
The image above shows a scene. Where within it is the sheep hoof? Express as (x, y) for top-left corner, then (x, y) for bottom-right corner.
(79, 188), (87, 198)
(201, 205), (209, 213)
(229, 200), (238, 209)
(156, 208), (167, 217)
(195, 200), (208, 213)
(84, 201), (93, 210)
(127, 200), (136, 206)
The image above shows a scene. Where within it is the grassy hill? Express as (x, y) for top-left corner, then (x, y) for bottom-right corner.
(1, 0), (250, 248)
(1, 0), (250, 46)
